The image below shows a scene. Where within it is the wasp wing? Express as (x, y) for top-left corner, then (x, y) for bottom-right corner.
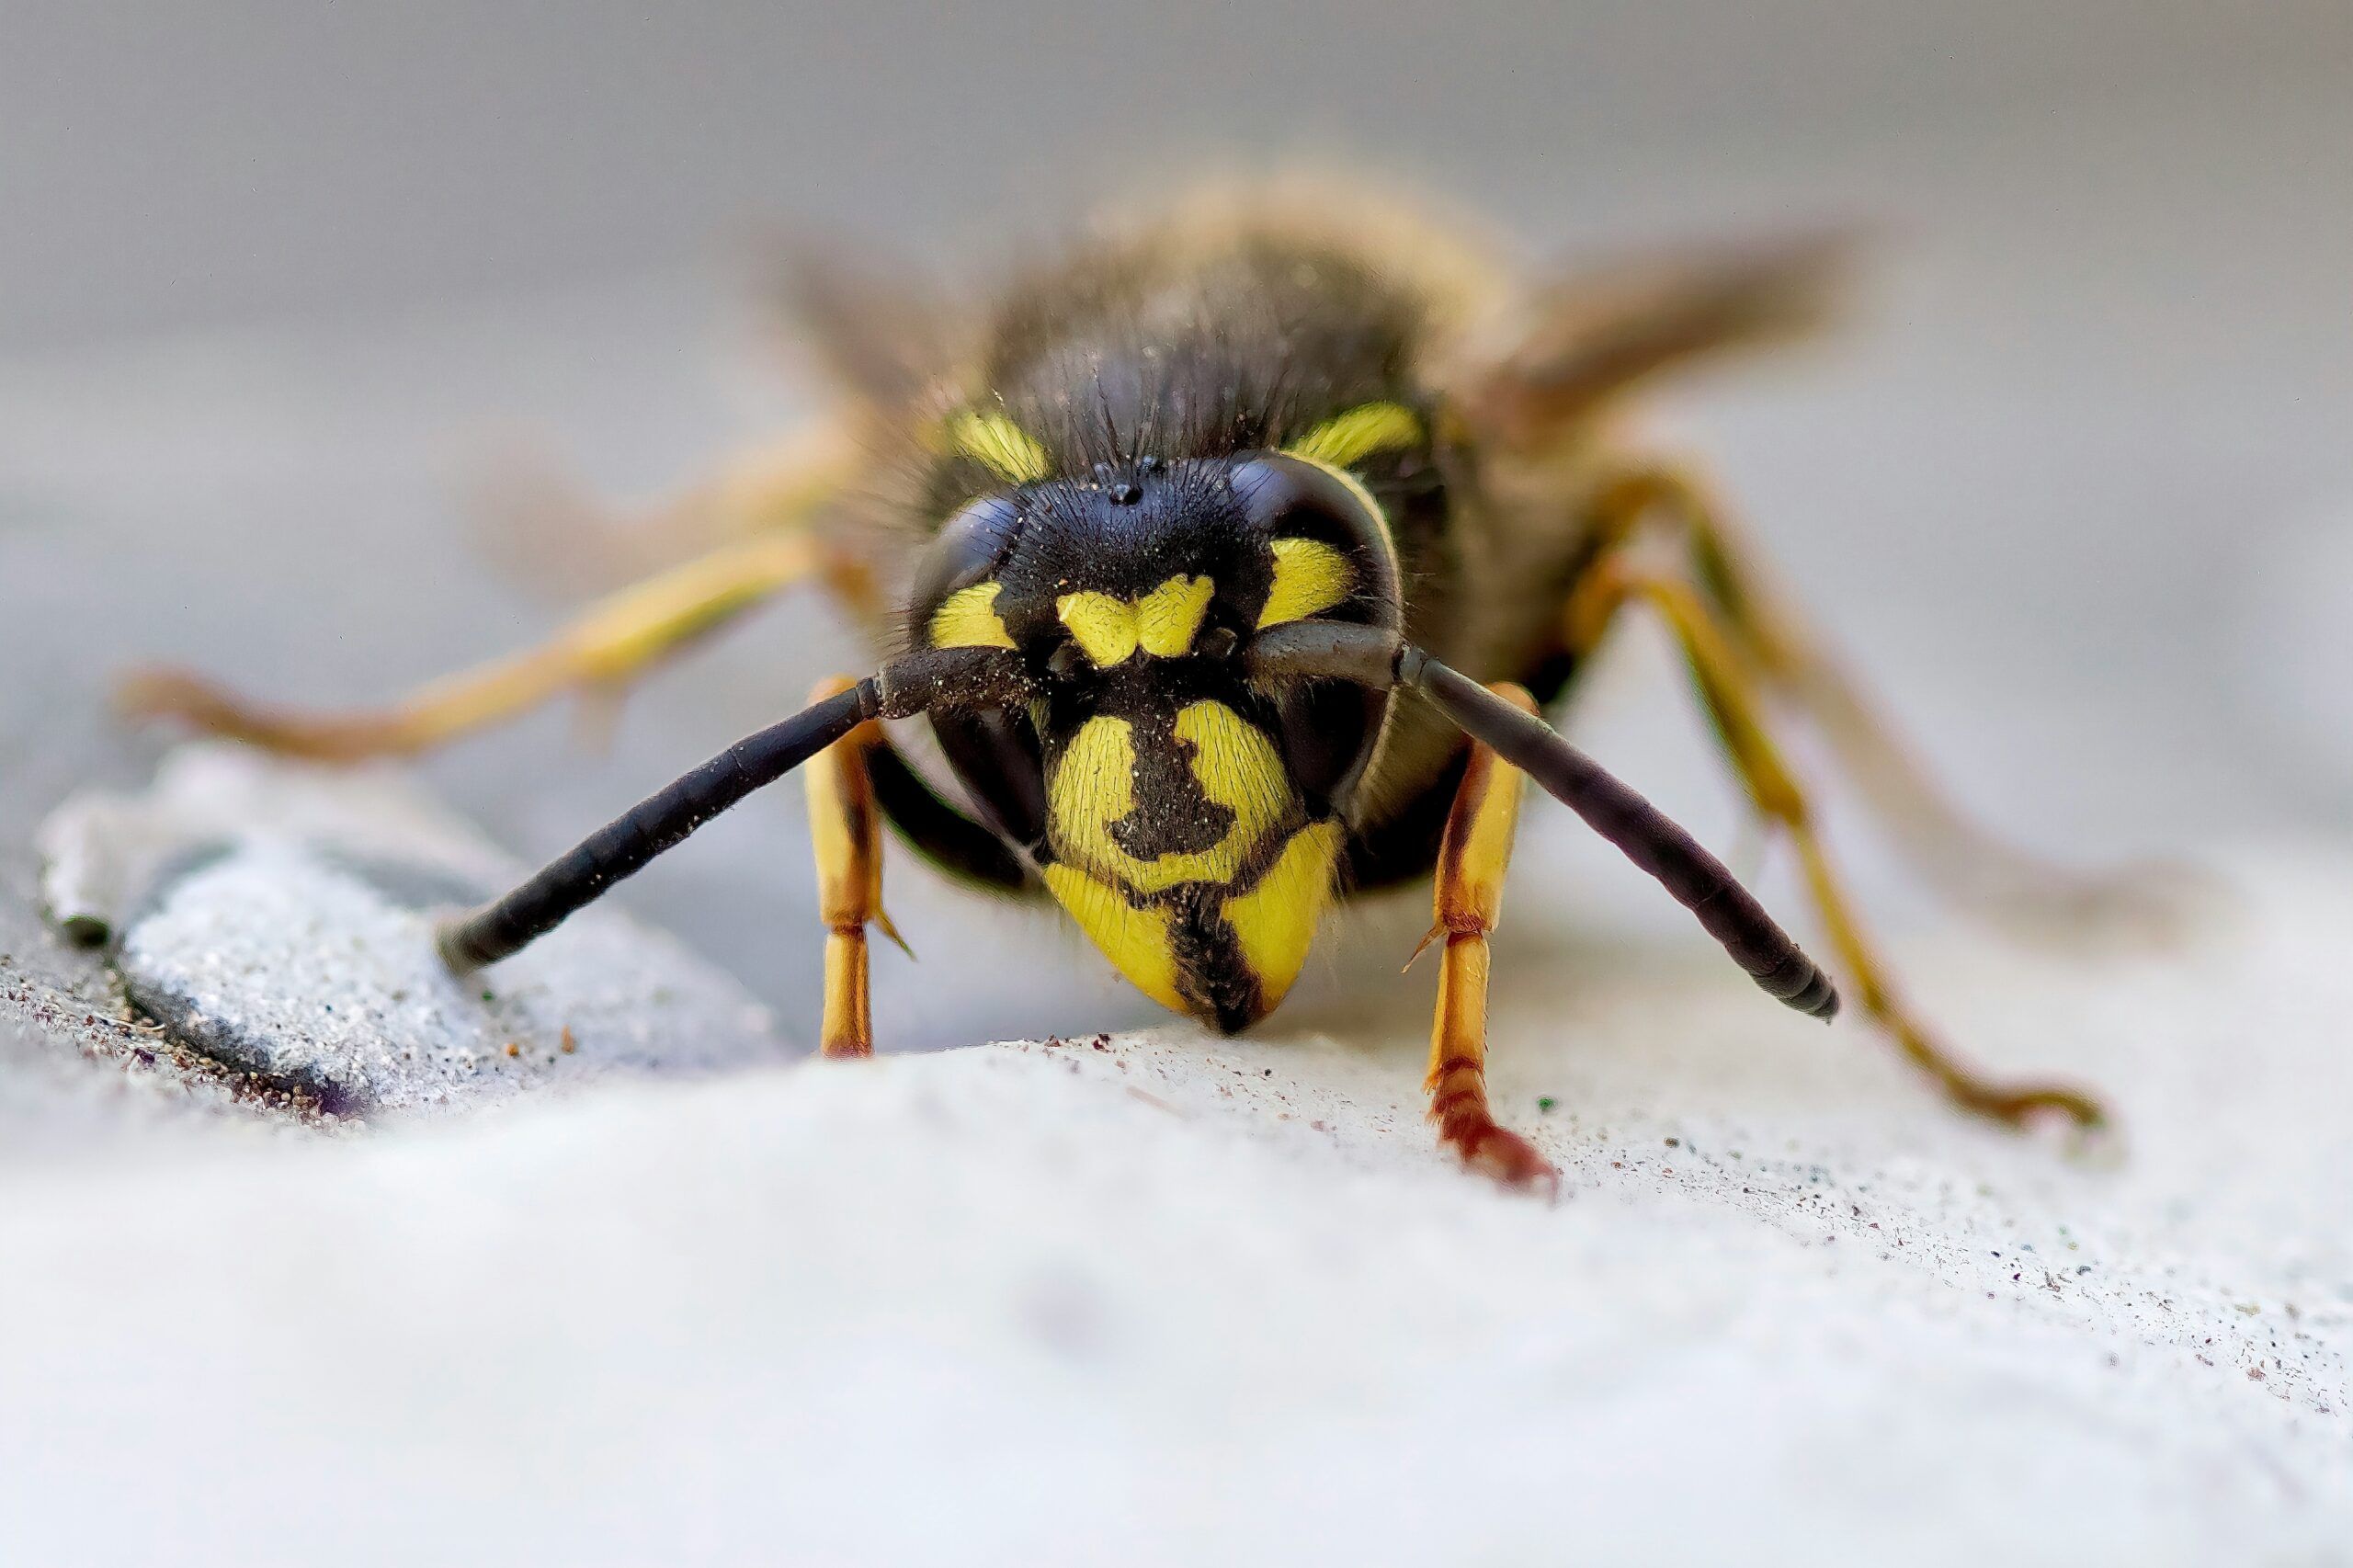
(1463, 227), (1861, 444)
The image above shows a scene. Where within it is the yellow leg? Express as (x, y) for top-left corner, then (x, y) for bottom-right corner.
(804, 676), (908, 1060)
(1590, 460), (2138, 928)
(480, 423), (874, 608)
(1413, 681), (1560, 1193)
(119, 531), (829, 763)
(1566, 552), (2108, 1131)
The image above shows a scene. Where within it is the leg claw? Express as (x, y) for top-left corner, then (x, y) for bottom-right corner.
(1953, 1079), (2109, 1135)
(1440, 1113), (1562, 1198)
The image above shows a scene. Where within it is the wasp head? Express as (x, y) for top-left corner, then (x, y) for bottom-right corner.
(909, 435), (1404, 1029)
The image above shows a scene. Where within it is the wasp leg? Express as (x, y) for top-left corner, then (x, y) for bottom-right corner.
(1566, 554), (2107, 1131)
(120, 531), (834, 764)
(1413, 681), (1561, 1193)
(804, 676), (908, 1060)
(1589, 461), (2154, 932)
(479, 424), (871, 608)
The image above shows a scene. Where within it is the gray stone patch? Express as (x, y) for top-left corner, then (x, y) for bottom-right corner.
(40, 744), (794, 1115)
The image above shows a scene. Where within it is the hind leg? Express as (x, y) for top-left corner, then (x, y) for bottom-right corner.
(1590, 460), (2159, 932)
(478, 423), (868, 604)
(1566, 549), (2106, 1131)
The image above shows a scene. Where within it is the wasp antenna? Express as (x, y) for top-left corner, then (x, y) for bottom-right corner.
(1245, 621), (1404, 686)
(438, 648), (1028, 973)
(437, 682), (877, 973)
(1245, 623), (1833, 1017)
(1407, 654), (1838, 1019)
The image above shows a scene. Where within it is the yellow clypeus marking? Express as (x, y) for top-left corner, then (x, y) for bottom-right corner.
(1256, 538), (1355, 628)
(1047, 703), (1292, 896)
(1043, 864), (1188, 1012)
(945, 409), (1051, 486)
(1135, 574), (1215, 657)
(1050, 714), (1142, 877)
(928, 581), (1017, 650)
(1055, 575), (1214, 666)
(1170, 700), (1291, 882)
(1222, 820), (1345, 1014)
(1284, 402), (1423, 471)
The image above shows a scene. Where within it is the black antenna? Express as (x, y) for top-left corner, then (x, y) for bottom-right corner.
(1250, 623), (1838, 1019)
(438, 648), (1027, 973)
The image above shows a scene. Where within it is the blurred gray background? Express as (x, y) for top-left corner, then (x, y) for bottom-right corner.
(4, 2), (2350, 1048)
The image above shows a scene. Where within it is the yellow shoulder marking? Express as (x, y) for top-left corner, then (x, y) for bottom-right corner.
(946, 409), (1051, 486)
(1134, 574), (1215, 657)
(928, 581), (1017, 650)
(1284, 402), (1423, 471)
(1257, 538), (1355, 628)
(1222, 821), (1345, 1012)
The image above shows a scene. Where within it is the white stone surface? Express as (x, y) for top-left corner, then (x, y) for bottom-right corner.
(38, 744), (790, 1113)
(1, 843), (2347, 1565)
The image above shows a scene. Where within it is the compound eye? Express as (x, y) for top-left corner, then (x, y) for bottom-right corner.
(1231, 453), (1365, 539)
(1228, 453), (1400, 631)
(913, 494), (1026, 614)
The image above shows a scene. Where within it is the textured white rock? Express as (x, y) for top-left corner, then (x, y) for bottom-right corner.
(1, 845), (2347, 1566)
(38, 744), (791, 1113)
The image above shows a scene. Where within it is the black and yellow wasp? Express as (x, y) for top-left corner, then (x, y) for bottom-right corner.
(127, 180), (2106, 1188)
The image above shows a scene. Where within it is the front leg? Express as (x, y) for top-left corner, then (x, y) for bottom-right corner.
(804, 676), (907, 1059)
(1415, 682), (1561, 1195)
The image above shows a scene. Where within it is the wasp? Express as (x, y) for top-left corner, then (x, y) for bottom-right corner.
(125, 179), (2109, 1189)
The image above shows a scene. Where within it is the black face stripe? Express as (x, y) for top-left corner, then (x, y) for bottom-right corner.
(1104, 699), (1238, 862)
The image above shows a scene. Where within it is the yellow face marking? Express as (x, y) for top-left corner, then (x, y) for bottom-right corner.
(1050, 714), (1140, 879)
(1054, 591), (1140, 667)
(1055, 575), (1215, 666)
(1284, 402), (1423, 471)
(1256, 538), (1355, 629)
(1135, 574), (1215, 657)
(1042, 864), (1187, 1011)
(927, 581), (1017, 650)
(1046, 702), (1291, 896)
(945, 409), (1051, 486)
(1169, 700), (1291, 888)
(1222, 821), (1344, 1014)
